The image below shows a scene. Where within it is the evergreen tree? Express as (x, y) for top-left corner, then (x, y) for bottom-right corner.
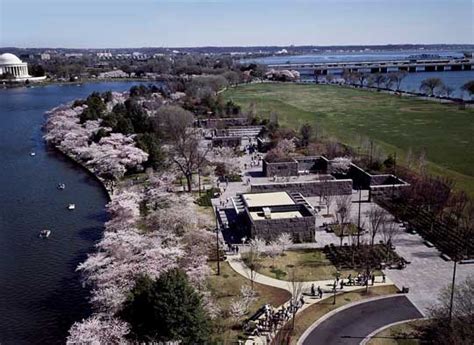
(121, 269), (211, 344)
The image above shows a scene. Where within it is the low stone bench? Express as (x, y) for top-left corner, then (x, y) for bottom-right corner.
(440, 253), (451, 261)
(460, 259), (474, 265)
(424, 240), (434, 248)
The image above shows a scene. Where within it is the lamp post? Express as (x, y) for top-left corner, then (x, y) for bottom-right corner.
(448, 259), (457, 324)
(357, 188), (362, 247)
(215, 206), (221, 276)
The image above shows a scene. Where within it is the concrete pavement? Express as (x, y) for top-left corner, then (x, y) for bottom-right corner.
(299, 295), (423, 345)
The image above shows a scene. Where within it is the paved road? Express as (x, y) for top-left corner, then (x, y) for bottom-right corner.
(302, 295), (423, 345)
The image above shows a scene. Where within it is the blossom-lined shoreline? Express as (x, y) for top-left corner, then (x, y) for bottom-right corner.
(44, 91), (217, 342)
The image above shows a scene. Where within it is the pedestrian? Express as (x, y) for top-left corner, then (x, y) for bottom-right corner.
(300, 296), (305, 306)
(236, 246), (239, 254)
(382, 273), (386, 283)
(371, 274), (375, 286)
(311, 283), (315, 296)
(340, 279), (344, 290)
(347, 274), (352, 286)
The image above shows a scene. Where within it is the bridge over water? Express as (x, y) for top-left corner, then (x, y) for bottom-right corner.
(268, 58), (474, 76)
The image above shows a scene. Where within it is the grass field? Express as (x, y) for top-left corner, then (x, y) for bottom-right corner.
(366, 319), (427, 345)
(223, 83), (474, 195)
(242, 249), (380, 282)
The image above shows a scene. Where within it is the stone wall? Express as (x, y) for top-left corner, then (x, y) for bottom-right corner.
(295, 156), (328, 173)
(197, 117), (247, 128)
(263, 159), (299, 177)
(249, 213), (315, 242)
(212, 136), (242, 148)
(251, 179), (353, 197)
(369, 184), (410, 201)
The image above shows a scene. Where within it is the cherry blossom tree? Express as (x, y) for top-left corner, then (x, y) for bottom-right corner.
(276, 233), (293, 253)
(329, 157), (352, 175)
(67, 315), (129, 344)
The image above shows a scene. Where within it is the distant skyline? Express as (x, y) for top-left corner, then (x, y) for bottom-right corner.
(0, 0), (473, 48)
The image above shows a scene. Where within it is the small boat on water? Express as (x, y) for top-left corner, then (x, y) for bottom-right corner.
(68, 203), (76, 210)
(57, 183), (66, 190)
(39, 229), (51, 238)
(30, 152), (36, 156)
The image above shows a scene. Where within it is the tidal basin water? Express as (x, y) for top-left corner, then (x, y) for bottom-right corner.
(0, 82), (145, 344)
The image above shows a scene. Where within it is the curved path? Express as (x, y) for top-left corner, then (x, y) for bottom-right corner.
(227, 254), (394, 293)
(300, 295), (423, 345)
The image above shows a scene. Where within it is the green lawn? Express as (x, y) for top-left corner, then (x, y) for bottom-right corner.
(242, 249), (379, 282)
(223, 83), (474, 195)
(366, 319), (427, 345)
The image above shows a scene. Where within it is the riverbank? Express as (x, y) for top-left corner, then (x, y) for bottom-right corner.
(1, 76), (162, 89)
(43, 89), (220, 343)
(49, 145), (112, 200)
(301, 81), (474, 107)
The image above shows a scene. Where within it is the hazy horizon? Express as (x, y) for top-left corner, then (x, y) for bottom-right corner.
(1, 0), (472, 49)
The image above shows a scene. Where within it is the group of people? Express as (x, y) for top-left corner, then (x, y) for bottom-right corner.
(310, 284), (324, 298)
(227, 244), (240, 254)
(309, 271), (387, 298)
(244, 153), (262, 170)
(248, 300), (304, 338)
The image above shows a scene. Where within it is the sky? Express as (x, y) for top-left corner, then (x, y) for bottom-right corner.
(0, 0), (472, 48)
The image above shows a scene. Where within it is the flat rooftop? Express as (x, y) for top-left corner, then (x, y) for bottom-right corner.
(242, 192), (295, 208)
(250, 210), (303, 221)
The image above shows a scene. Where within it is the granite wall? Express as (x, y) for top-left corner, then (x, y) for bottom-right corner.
(249, 214), (315, 242)
(263, 159), (299, 177)
(251, 179), (353, 197)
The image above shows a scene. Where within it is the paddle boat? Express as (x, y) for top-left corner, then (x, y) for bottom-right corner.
(68, 204), (75, 210)
(39, 229), (51, 238)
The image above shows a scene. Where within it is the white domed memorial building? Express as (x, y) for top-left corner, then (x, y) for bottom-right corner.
(0, 53), (46, 83)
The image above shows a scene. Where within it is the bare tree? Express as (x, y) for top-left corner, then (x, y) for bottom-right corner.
(441, 85), (455, 98)
(380, 218), (399, 248)
(287, 267), (304, 308)
(324, 184), (336, 216)
(461, 80), (474, 99)
(420, 77), (444, 96)
(391, 71), (408, 91)
(383, 75), (394, 90)
(335, 195), (352, 246)
(366, 205), (388, 246)
(423, 275), (474, 345)
(369, 73), (387, 90)
(244, 245), (261, 290)
(157, 106), (209, 192)
(353, 72), (369, 87)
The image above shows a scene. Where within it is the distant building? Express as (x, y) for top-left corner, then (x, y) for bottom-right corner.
(97, 51), (113, 59)
(65, 53), (83, 58)
(0, 53), (46, 82)
(40, 53), (51, 61)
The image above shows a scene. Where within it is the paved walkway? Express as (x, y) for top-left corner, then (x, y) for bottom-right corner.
(227, 254), (396, 345)
(299, 295), (423, 345)
(304, 196), (474, 316)
(227, 254), (394, 295)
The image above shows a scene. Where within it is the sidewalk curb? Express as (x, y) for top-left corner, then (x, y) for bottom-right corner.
(297, 294), (402, 345)
(359, 317), (426, 345)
